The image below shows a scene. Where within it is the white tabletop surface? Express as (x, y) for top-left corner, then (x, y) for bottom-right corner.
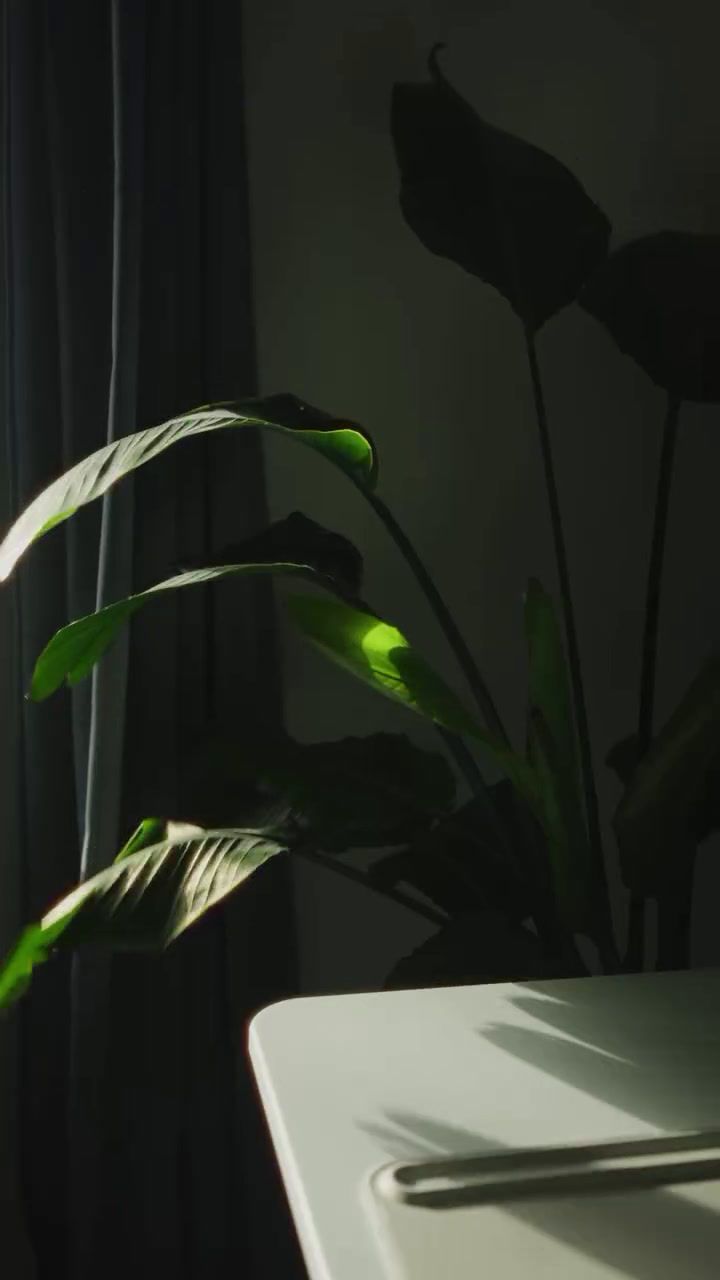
(249, 969), (720, 1280)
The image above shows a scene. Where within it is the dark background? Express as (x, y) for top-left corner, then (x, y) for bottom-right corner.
(243, 0), (720, 986)
(1, 3), (719, 1274)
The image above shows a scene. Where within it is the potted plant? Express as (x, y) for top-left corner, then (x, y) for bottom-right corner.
(1, 47), (719, 1006)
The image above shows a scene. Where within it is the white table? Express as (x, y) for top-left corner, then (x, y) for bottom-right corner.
(249, 969), (720, 1280)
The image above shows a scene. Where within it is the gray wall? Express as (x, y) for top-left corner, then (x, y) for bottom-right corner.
(243, 0), (720, 991)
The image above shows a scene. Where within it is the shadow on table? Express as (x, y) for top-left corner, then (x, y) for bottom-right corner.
(360, 972), (720, 1280)
(482, 969), (720, 1133)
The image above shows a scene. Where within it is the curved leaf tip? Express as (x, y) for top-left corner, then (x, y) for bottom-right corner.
(30, 510), (367, 699)
(0, 824), (288, 1009)
(0, 395), (377, 582)
(29, 555), (354, 701)
(392, 45), (611, 330)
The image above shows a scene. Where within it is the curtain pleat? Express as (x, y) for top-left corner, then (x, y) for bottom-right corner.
(0, 3), (300, 1276)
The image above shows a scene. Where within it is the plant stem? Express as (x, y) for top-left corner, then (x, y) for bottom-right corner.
(637, 395), (681, 756)
(357, 498), (530, 894)
(296, 847), (448, 926)
(348, 590), (509, 854)
(623, 897), (645, 972)
(435, 726), (487, 796)
(524, 329), (617, 966)
(362, 488), (508, 742)
(533, 906), (589, 978)
(623, 399), (681, 971)
(656, 862), (694, 971)
(357, 469), (535, 905)
(636, 395), (683, 971)
(435, 727), (520, 863)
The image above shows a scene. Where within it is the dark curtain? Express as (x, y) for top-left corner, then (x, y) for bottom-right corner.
(0, 2), (300, 1277)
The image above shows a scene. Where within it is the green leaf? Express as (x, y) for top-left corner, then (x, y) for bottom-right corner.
(610, 728), (720, 853)
(114, 817), (166, 862)
(525, 580), (579, 785)
(384, 910), (549, 990)
(391, 45), (610, 331)
(0, 394), (376, 581)
(0, 824), (287, 1009)
(31, 561), (343, 700)
(287, 593), (539, 809)
(527, 709), (579, 925)
(0, 913), (85, 1009)
(288, 594), (476, 730)
(581, 233), (720, 403)
(614, 658), (720, 895)
(525, 579), (591, 923)
(163, 723), (455, 853)
(256, 732), (456, 852)
(32, 512), (366, 699)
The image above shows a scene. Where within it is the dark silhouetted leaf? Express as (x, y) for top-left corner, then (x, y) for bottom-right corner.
(614, 658), (720, 894)
(581, 232), (720, 402)
(384, 910), (548, 989)
(607, 729), (720, 847)
(391, 45), (610, 330)
(167, 724), (455, 853)
(194, 511), (364, 598)
(0, 823), (289, 1009)
(0, 394), (376, 582)
(257, 732), (456, 852)
(369, 788), (536, 918)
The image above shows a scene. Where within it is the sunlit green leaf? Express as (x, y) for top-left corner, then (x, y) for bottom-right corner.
(288, 593), (477, 729)
(0, 394), (376, 581)
(114, 817), (166, 862)
(287, 594), (538, 809)
(0, 824), (288, 1009)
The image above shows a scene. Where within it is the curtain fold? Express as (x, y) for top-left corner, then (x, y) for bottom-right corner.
(1, 3), (300, 1276)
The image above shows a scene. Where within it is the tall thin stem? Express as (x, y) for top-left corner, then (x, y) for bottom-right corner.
(635, 395), (682, 971)
(355, 489), (537, 921)
(435, 726), (526, 879)
(657, 868), (693, 971)
(362, 488), (509, 743)
(637, 396), (681, 755)
(623, 897), (645, 973)
(524, 329), (616, 962)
